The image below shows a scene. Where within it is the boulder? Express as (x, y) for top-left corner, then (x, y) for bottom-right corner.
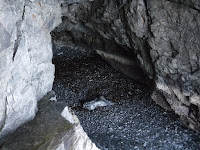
(0, 0), (62, 137)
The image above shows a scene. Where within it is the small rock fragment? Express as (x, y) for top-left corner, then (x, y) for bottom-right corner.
(57, 52), (64, 55)
(83, 96), (114, 110)
(50, 96), (57, 101)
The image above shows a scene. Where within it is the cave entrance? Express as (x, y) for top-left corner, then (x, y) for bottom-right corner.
(51, 26), (152, 149)
(49, 15), (200, 149)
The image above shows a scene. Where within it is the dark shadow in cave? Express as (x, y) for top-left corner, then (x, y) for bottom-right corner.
(51, 28), (200, 149)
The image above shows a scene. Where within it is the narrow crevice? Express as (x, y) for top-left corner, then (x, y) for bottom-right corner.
(144, 0), (154, 38)
(140, 0), (156, 80)
(12, 5), (25, 61)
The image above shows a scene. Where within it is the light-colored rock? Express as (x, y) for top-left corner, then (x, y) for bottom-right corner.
(83, 96), (114, 110)
(60, 124), (99, 150)
(0, 0), (62, 137)
(44, 124), (100, 150)
(61, 106), (79, 124)
(50, 95), (57, 101)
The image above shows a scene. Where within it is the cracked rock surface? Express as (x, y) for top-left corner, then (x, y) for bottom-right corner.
(0, 0), (61, 137)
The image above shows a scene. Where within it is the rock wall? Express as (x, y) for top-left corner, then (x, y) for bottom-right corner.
(0, 0), (200, 137)
(54, 0), (200, 131)
(0, 0), (61, 137)
(148, 0), (200, 131)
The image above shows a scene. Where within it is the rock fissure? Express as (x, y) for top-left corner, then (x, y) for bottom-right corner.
(13, 5), (25, 61)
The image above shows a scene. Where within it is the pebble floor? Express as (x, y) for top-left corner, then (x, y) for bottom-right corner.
(53, 46), (200, 150)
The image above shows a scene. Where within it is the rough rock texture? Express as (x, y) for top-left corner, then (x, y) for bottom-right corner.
(52, 0), (200, 131)
(1, 0), (200, 140)
(0, 92), (99, 150)
(148, 0), (200, 131)
(0, 0), (61, 137)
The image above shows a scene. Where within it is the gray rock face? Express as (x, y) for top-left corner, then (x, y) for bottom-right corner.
(0, 0), (61, 137)
(0, 92), (99, 150)
(52, 0), (200, 131)
(148, 0), (200, 131)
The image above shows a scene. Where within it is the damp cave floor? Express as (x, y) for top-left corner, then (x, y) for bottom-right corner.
(52, 46), (200, 150)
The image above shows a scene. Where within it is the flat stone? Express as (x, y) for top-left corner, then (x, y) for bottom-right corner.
(83, 96), (115, 110)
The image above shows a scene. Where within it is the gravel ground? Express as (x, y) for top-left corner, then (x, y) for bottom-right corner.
(53, 45), (200, 150)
